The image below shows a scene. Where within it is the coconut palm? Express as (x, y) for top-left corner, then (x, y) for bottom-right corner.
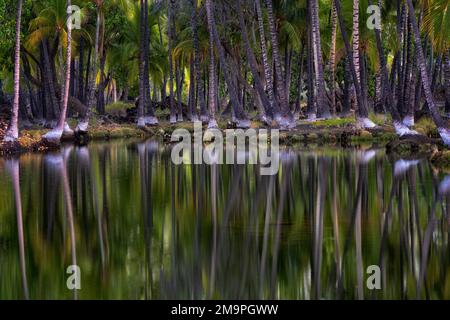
(405, 0), (450, 146)
(42, 0), (73, 143)
(3, 0), (23, 142)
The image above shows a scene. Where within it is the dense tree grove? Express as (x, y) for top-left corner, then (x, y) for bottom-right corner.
(0, 0), (449, 144)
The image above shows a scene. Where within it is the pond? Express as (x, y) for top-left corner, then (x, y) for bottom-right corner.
(0, 139), (449, 300)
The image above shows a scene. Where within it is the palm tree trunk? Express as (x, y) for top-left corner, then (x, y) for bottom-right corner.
(4, 0), (23, 142)
(208, 0), (249, 128)
(367, 0), (415, 136)
(255, 0), (278, 116)
(352, 0), (373, 126)
(311, 0), (331, 119)
(205, 0), (218, 128)
(405, 0), (450, 145)
(43, 0), (73, 143)
(77, 6), (101, 133)
(143, 0), (157, 125)
(237, 0), (271, 123)
(190, 0), (206, 122)
(167, 0), (177, 123)
(444, 51), (450, 116)
(137, 0), (146, 127)
(334, 0), (374, 128)
(306, 0), (316, 119)
(329, 2), (338, 116)
(264, 0), (294, 127)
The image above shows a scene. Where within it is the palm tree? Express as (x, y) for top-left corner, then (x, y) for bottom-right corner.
(3, 0), (23, 143)
(43, 0), (73, 143)
(191, 0), (207, 122)
(405, 0), (450, 146)
(236, 0), (271, 124)
(329, 2), (338, 116)
(264, 0), (294, 128)
(255, 0), (278, 117)
(311, 0), (331, 119)
(205, 0), (218, 128)
(352, 0), (376, 128)
(167, 0), (177, 124)
(76, 0), (103, 134)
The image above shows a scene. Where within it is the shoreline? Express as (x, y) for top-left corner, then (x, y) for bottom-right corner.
(1, 118), (450, 171)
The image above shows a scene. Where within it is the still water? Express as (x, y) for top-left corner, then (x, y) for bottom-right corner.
(0, 139), (449, 300)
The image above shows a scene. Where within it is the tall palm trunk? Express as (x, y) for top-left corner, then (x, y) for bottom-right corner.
(406, 0), (450, 145)
(137, 0), (146, 126)
(353, 0), (374, 127)
(205, 0), (218, 128)
(255, 0), (278, 116)
(3, 0), (23, 142)
(43, 0), (73, 143)
(264, 0), (294, 128)
(329, 2), (338, 116)
(168, 0), (177, 124)
(334, 0), (374, 128)
(311, 0), (331, 119)
(143, 0), (157, 125)
(190, 0), (205, 122)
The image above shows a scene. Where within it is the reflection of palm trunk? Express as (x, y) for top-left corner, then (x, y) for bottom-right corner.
(355, 165), (364, 300)
(7, 160), (29, 299)
(331, 160), (341, 290)
(259, 177), (274, 298)
(312, 159), (326, 299)
(208, 164), (218, 298)
(271, 164), (291, 299)
(60, 149), (77, 300)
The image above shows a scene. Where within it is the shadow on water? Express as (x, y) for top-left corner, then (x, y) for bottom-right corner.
(0, 140), (449, 300)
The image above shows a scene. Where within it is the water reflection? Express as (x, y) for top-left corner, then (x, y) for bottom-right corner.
(0, 140), (449, 300)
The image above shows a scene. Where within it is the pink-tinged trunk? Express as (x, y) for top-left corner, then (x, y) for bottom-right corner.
(58, 0), (72, 131)
(3, 0), (23, 142)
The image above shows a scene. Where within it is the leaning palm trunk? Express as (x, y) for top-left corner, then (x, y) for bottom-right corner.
(43, 0), (73, 143)
(3, 0), (23, 142)
(368, 0), (416, 136)
(405, 0), (450, 145)
(264, 0), (294, 128)
(444, 51), (450, 116)
(209, 0), (250, 128)
(237, 0), (271, 124)
(311, 0), (331, 119)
